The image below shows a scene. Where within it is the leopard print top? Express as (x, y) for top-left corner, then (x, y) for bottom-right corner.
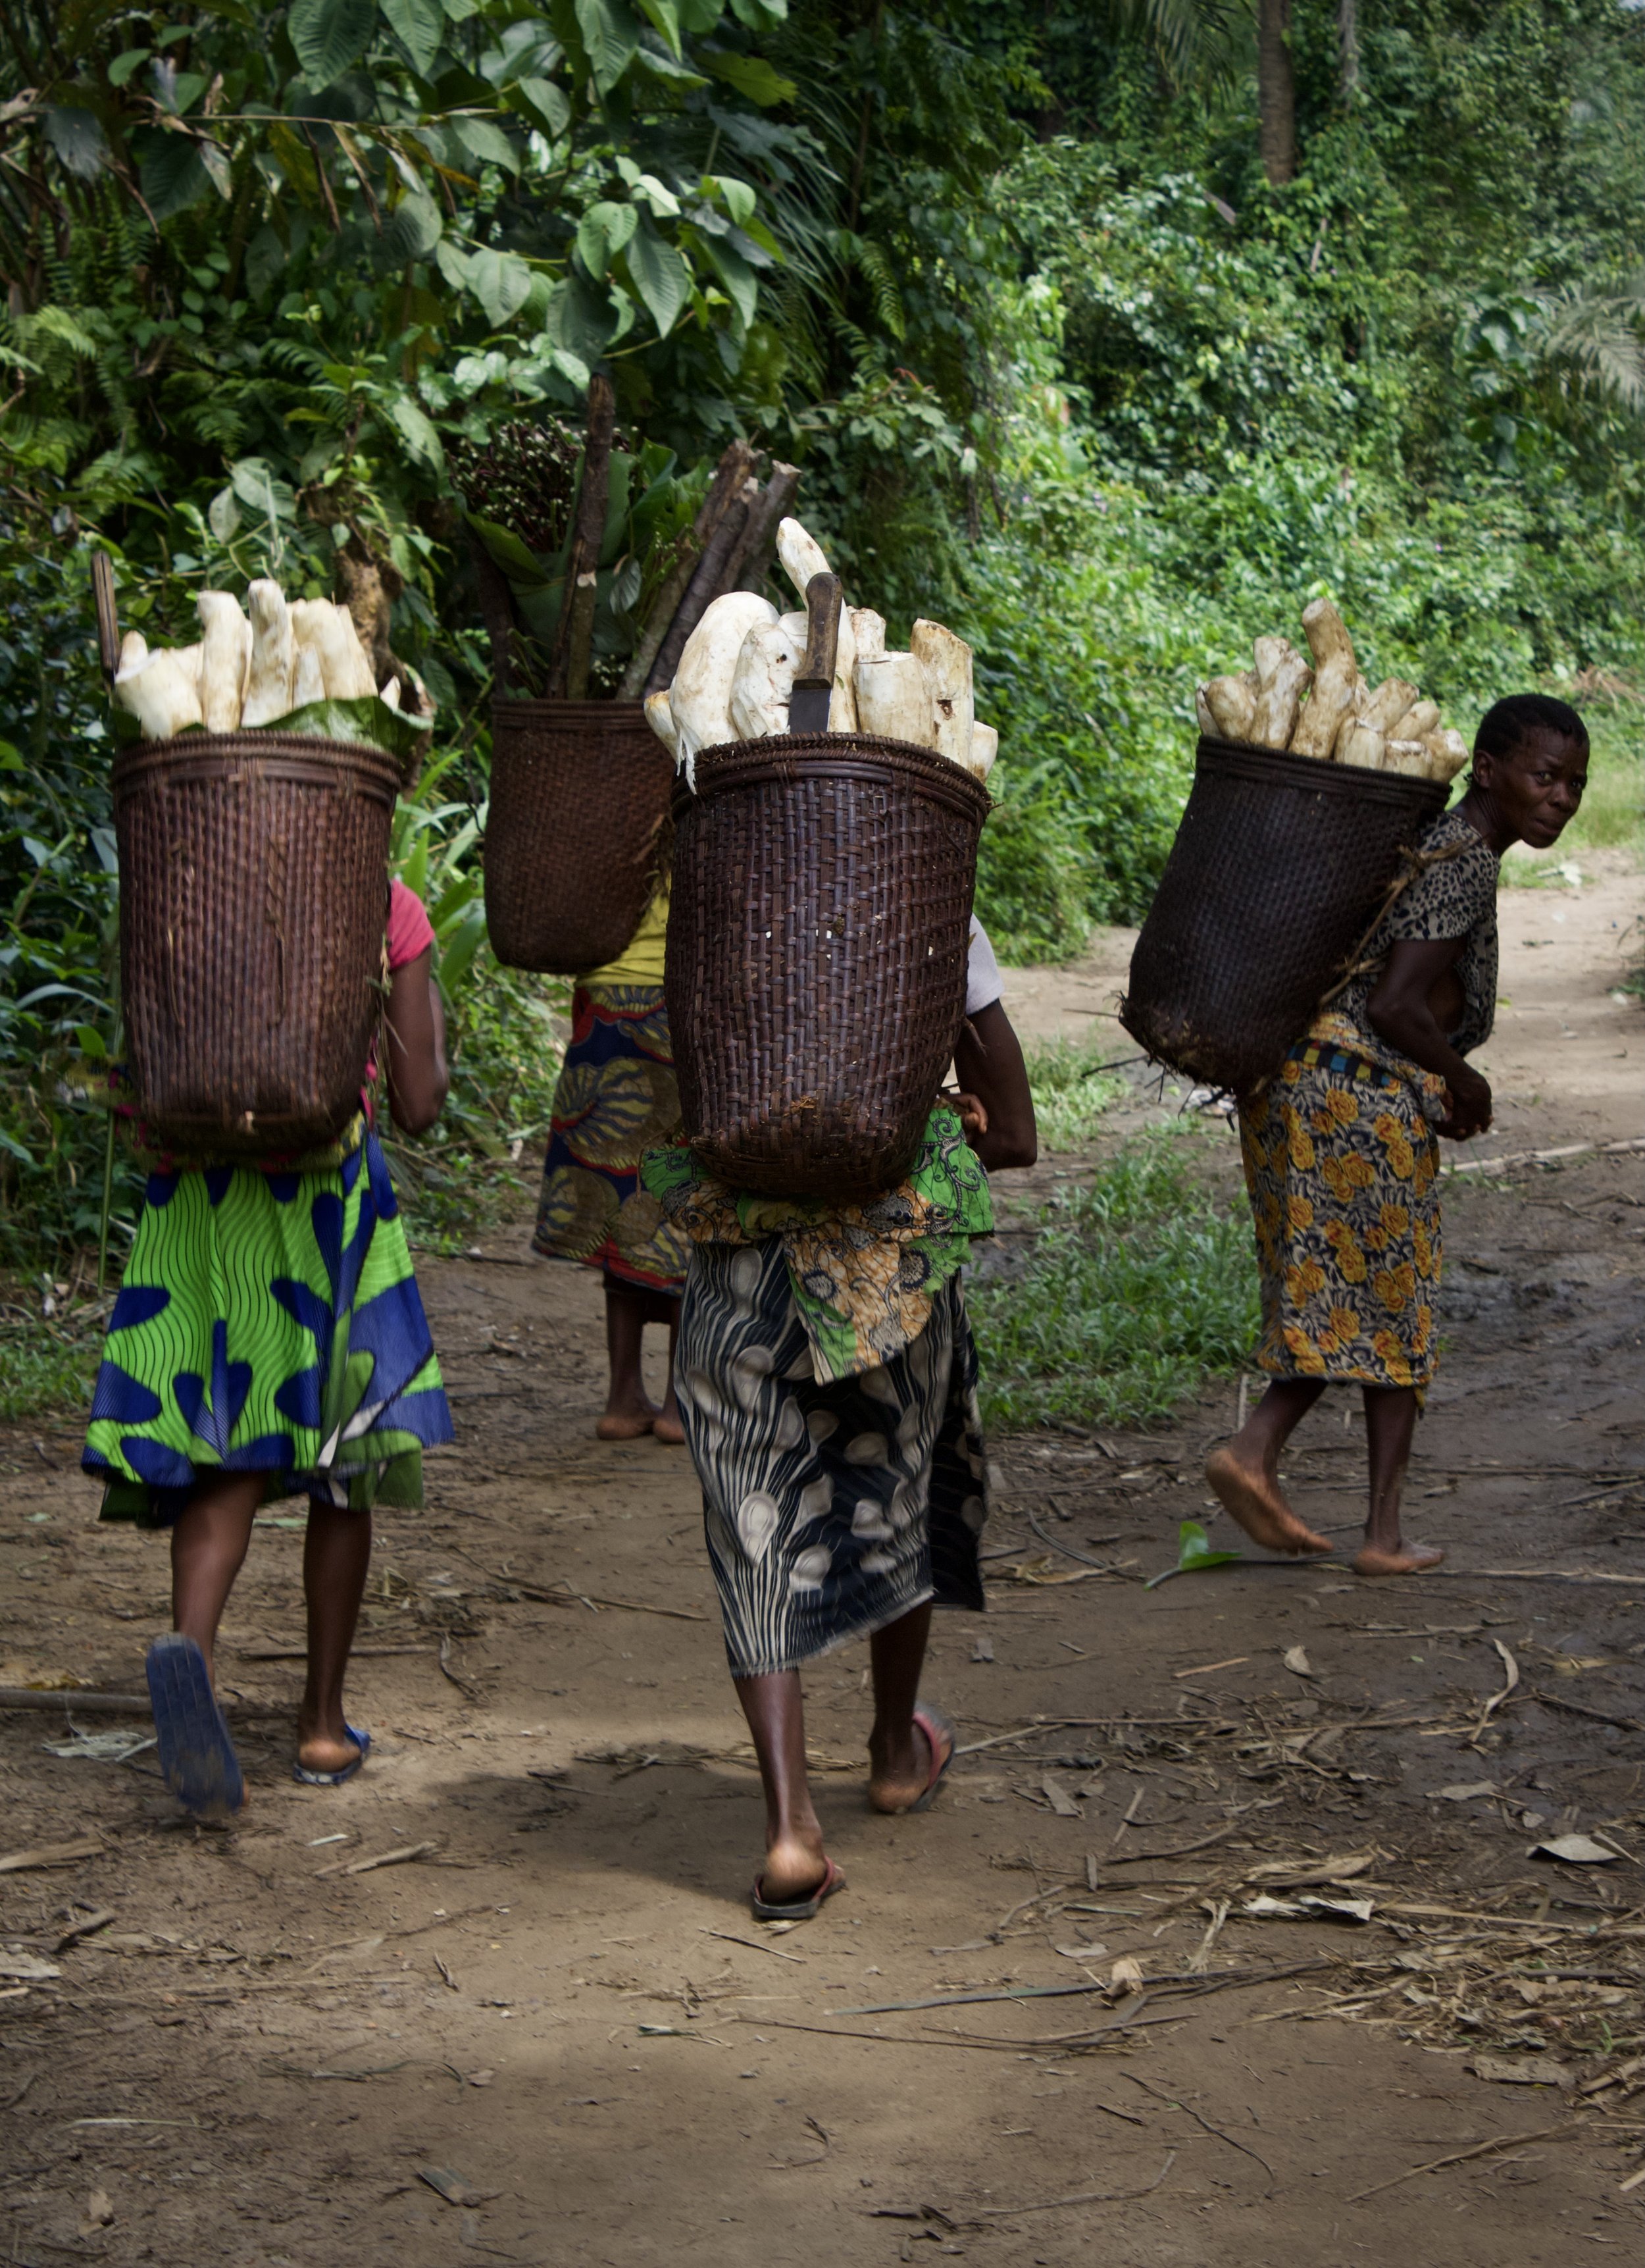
(1333, 808), (1500, 1059)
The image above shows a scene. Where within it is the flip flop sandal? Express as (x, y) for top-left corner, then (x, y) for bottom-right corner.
(905, 1701), (957, 1815)
(750, 1855), (846, 1923)
(292, 1724), (371, 1788)
(145, 1634), (244, 1818)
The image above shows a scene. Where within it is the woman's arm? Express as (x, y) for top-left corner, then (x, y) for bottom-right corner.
(1366, 937), (1492, 1139)
(950, 1000), (1037, 1170)
(384, 945), (449, 1135)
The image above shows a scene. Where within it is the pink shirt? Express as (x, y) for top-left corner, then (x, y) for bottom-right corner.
(388, 877), (436, 973)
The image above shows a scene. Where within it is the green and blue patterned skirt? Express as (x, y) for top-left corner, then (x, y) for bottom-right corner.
(83, 1131), (452, 1527)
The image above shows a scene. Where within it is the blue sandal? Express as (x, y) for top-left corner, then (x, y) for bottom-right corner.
(145, 1635), (245, 1818)
(292, 1724), (370, 1788)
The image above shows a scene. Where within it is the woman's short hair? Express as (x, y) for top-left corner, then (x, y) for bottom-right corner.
(1475, 693), (1588, 760)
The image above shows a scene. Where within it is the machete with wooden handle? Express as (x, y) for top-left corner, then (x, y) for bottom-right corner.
(788, 571), (842, 735)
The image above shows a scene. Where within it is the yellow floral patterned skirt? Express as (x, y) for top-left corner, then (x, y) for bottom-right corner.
(1236, 1042), (1441, 1392)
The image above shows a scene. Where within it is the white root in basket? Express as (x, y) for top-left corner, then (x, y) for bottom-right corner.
(1293, 599), (1359, 758)
(114, 649), (204, 740)
(671, 591), (778, 780)
(172, 641), (202, 696)
(774, 602), (857, 733)
(242, 580), (295, 727)
(1336, 721), (1386, 771)
(643, 688), (678, 758)
(776, 517), (831, 601)
(1424, 727), (1470, 783)
(850, 608), (886, 662)
(1195, 684), (1217, 735)
(380, 677), (401, 712)
(118, 631), (148, 675)
(1358, 677), (1421, 735)
(333, 603), (377, 699)
(1250, 637), (1313, 749)
(911, 618), (973, 771)
(197, 590), (251, 731)
(1203, 672), (1258, 741)
(1390, 697), (1440, 742)
(291, 600), (374, 702)
(1384, 738), (1431, 778)
(854, 651), (934, 748)
(969, 721), (998, 781)
(291, 640), (325, 708)
(730, 618), (802, 740)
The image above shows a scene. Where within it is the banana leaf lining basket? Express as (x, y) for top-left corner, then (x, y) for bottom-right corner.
(1120, 734), (1450, 1099)
(667, 733), (991, 1203)
(484, 698), (673, 974)
(114, 732), (400, 1157)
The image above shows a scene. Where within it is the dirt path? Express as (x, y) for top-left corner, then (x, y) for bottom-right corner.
(2, 870), (1642, 2265)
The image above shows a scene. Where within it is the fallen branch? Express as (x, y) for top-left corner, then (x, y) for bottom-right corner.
(315, 1841), (437, 1879)
(0, 1836), (103, 1874)
(1465, 1638), (1520, 1748)
(1530, 1688), (1645, 1735)
(1444, 1135), (1645, 1179)
(973, 2149), (1177, 2219)
(1346, 2121), (1579, 2204)
(0, 1690), (148, 1714)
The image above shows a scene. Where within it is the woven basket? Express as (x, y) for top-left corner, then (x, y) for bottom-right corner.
(1120, 735), (1450, 1098)
(667, 733), (991, 1203)
(484, 699), (673, 973)
(115, 733), (399, 1156)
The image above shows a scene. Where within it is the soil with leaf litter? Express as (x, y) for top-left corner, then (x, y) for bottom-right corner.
(3, 898), (1645, 2262)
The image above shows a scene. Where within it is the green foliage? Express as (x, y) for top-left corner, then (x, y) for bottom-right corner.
(969, 1128), (1259, 1431)
(1021, 1032), (1126, 1154)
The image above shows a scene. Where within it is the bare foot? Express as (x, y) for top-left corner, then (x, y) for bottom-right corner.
(295, 1715), (365, 1778)
(1205, 1444), (1332, 1555)
(651, 1406), (686, 1446)
(755, 1827), (830, 1907)
(595, 1401), (657, 1441)
(1354, 1541), (1445, 1576)
(869, 1709), (951, 1815)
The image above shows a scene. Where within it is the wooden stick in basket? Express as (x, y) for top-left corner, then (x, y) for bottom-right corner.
(637, 440), (757, 696)
(550, 374), (615, 700)
(730, 461), (799, 594)
(91, 552), (120, 692)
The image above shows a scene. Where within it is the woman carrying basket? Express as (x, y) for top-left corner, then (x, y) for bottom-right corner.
(644, 921), (1035, 1919)
(1208, 695), (1588, 1576)
(532, 887), (690, 1442)
(82, 880), (454, 1813)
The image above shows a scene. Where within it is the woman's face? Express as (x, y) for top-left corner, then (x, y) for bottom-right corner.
(1475, 728), (1588, 850)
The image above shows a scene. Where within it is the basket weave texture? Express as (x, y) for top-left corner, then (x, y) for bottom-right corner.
(667, 733), (990, 1203)
(114, 733), (399, 1156)
(1120, 735), (1449, 1098)
(484, 699), (673, 973)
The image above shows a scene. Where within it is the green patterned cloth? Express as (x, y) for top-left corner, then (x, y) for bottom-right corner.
(83, 1131), (451, 1527)
(641, 1106), (993, 1383)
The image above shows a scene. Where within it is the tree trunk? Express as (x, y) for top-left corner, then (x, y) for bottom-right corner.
(1338, 0), (1359, 102)
(1257, 0), (1295, 186)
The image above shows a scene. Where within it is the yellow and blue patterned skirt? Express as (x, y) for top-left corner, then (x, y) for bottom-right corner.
(1236, 1037), (1442, 1392)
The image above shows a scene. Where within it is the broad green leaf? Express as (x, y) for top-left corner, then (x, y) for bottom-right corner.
(629, 44), (708, 87)
(382, 0), (443, 74)
(467, 247), (533, 325)
(677, 0), (724, 27)
(288, 0), (377, 90)
(630, 171), (680, 219)
(635, 0), (681, 57)
(549, 345), (592, 388)
(107, 48), (151, 86)
(705, 171), (756, 226)
(389, 394), (445, 471)
(197, 139), (234, 199)
(729, 0), (786, 22)
(701, 234), (757, 328)
(207, 486), (241, 541)
(453, 115), (520, 175)
(382, 192), (443, 261)
(434, 240), (472, 290)
(76, 1025), (107, 1059)
(573, 0), (642, 95)
(137, 128), (211, 220)
(465, 515), (551, 588)
(43, 105), (111, 182)
(701, 50), (795, 105)
(622, 218), (691, 338)
(1142, 1520), (1248, 1591)
(276, 694), (434, 761)
(230, 456), (296, 520)
(511, 74), (570, 134)
(575, 199), (637, 278)
(441, 0), (480, 16)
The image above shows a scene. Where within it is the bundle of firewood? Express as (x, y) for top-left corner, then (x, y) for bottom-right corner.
(1197, 600), (1469, 783)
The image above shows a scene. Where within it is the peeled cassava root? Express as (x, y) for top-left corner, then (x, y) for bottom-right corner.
(1197, 598), (1469, 785)
(644, 513), (1001, 784)
(113, 581), (397, 739)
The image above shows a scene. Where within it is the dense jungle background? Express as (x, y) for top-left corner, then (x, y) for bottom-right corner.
(3, 0), (1644, 1310)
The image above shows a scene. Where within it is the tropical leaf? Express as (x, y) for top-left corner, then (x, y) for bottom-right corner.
(622, 218), (692, 338)
(573, 0), (643, 95)
(382, 0), (444, 74)
(287, 0), (377, 90)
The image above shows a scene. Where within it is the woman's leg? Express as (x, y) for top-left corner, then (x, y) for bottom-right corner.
(733, 1669), (828, 1903)
(652, 1291), (684, 1445)
(867, 1602), (945, 1813)
(170, 1470), (263, 1679)
(298, 1501), (373, 1774)
(599, 1275), (659, 1438)
(1354, 1385), (1442, 1574)
(1205, 1378), (1333, 1553)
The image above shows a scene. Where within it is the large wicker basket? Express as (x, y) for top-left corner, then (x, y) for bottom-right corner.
(667, 734), (991, 1203)
(484, 699), (673, 973)
(114, 733), (399, 1156)
(1120, 735), (1450, 1098)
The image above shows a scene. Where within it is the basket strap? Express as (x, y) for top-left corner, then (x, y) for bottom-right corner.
(1317, 837), (1473, 1010)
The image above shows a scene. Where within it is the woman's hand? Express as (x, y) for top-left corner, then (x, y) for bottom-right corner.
(385, 946), (449, 1135)
(950, 1002), (1036, 1170)
(940, 1087), (989, 1141)
(1438, 1066), (1492, 1141)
